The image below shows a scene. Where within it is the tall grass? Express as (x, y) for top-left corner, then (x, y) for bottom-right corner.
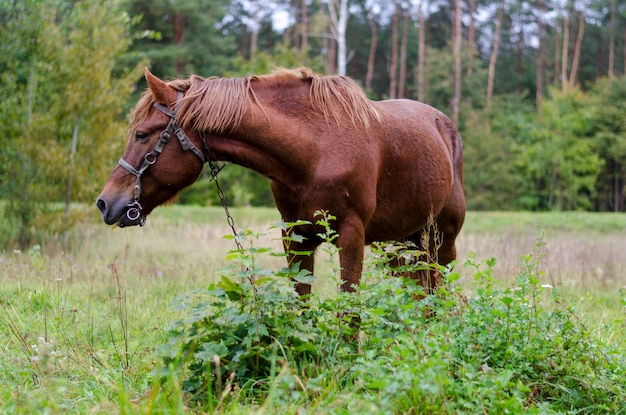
(1, 206), (625, 413)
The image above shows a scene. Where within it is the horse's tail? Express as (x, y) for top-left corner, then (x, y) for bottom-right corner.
(436, 116), (464, 185)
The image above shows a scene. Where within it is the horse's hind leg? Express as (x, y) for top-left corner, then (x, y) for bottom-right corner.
(401, 189), (466, 293)
(423, 181), (466, 292)
(399, 220), (444, 294)
(435, 177), (466, 270)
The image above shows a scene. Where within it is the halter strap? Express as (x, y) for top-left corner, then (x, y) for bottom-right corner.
(116, 92), (209, 226)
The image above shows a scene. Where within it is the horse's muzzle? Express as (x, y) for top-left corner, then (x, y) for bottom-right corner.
(96, 198), (146, 227)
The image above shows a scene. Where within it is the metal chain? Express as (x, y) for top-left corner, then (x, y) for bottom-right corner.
(208, 160), (244, 253)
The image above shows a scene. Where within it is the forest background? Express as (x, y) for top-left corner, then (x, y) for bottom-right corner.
(1, 0), (626, 249)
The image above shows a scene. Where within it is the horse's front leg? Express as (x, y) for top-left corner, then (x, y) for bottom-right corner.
(283, 229), (320, 296)
(336, 217), (366, 293)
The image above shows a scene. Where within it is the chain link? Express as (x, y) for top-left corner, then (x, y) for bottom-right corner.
(208, 160), (244, 253)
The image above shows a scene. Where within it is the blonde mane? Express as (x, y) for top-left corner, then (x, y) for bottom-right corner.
(128, 68), (381, 138)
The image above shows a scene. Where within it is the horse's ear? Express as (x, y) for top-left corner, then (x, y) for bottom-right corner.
(145, 68), (177, 105)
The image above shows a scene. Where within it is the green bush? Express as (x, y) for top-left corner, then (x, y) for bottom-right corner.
(155, 226), (626, 413)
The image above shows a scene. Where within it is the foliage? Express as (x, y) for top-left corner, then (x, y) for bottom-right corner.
(0, 0), (144, 248)
(179, 166), (275, 207)
(126, 0), (234, 78)
(156, 223), (626, 413)
(588, 76), (626, 211)
(516, 87), (604, 210)
(420, 44), (488, 113)
(462, 93), (534, 210)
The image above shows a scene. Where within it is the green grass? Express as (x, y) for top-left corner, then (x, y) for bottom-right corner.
(1, 206), (625, 413)
(462, 210), (626, 234)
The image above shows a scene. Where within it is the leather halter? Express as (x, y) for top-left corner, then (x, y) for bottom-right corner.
(117, 92), (208, 227)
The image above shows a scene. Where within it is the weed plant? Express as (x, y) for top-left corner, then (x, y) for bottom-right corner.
(154, 220), (626, 414)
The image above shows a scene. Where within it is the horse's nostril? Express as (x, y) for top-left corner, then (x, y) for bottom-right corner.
(96, 198), (107, 214)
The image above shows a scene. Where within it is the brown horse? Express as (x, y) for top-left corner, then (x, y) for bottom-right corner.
(96, 68), (465, 295)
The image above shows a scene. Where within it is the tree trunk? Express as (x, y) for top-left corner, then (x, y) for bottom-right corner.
(300, 0), (308, 52)
(398, 8), (409, 98)
(173, 12), (186, 76)
(614, 162), (621, 212)
(250, 2), (260, 59)
(568, 8), (585, 87)
(536, 0), (545, 111)
(608, 0), (615, 80)
(328, 0), (349, 75)
(417, 0), (425, 101)
(64, 116), (82, 249)
(389, 1), (399, 99)
(554, 23), (561, 84)
(366, 13), (378, 91)
(326, 36), (337, 74)
(561, 4), (570, 91)
(283, 1), (293, 45)
(487, 0), (504, 109)
(467, 0), (476, 77)
(452, 0), (462, 123)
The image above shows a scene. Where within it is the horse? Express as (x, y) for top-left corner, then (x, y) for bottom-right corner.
(96, 67), (465, 296)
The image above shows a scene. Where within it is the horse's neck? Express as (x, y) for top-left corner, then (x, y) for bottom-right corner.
(207, 92), (316, 186)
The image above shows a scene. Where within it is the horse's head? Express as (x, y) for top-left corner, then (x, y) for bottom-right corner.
(96, 69), (207, 227)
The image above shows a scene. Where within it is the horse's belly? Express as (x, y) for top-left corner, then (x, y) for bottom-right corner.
(365, 202), (440, 243)
(365, 166), (454, 242)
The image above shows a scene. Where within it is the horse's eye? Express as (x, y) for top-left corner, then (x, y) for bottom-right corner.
(135, 131), (149, 141)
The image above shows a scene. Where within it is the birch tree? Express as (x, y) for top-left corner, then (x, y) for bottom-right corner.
(327, 0), (350, 75)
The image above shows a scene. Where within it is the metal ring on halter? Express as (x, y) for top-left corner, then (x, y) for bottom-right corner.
(126, 201), (142, 221)
(145, 153), (157, 164)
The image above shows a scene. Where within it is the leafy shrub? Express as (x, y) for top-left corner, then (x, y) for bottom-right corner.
(155, 227), (626, 413)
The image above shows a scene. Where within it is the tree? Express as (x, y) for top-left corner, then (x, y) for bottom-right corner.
(487, 0), (505, 108)
(462, 95), (531, 210)
(45, 0), (146, 247)
(365, 3), (378, 91)
(0, 0), (144, 248)
(417, 0), (426, 101)
(568, 2), (586, 87)
(608, 0), (616, 79)
(326, 0), (350, 75)
(536, 0), (547, 110)
(516, 87), (603, 210)
(452, 0), (462, 123)
(589, 76), (626, 211)
(389, 0), (399, 98)
(128, 0), (234, 77)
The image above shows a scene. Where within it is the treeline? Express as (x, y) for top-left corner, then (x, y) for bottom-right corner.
(130, 0), (626, 213)
(1, 0), (625, 248)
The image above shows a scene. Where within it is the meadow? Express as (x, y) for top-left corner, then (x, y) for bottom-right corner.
(1, 206), (625, 413)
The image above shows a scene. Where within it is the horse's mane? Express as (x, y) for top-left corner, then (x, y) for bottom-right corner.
(128, 68), (381, 137)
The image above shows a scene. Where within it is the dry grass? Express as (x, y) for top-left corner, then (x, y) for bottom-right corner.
(67, 206), (626, 294)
